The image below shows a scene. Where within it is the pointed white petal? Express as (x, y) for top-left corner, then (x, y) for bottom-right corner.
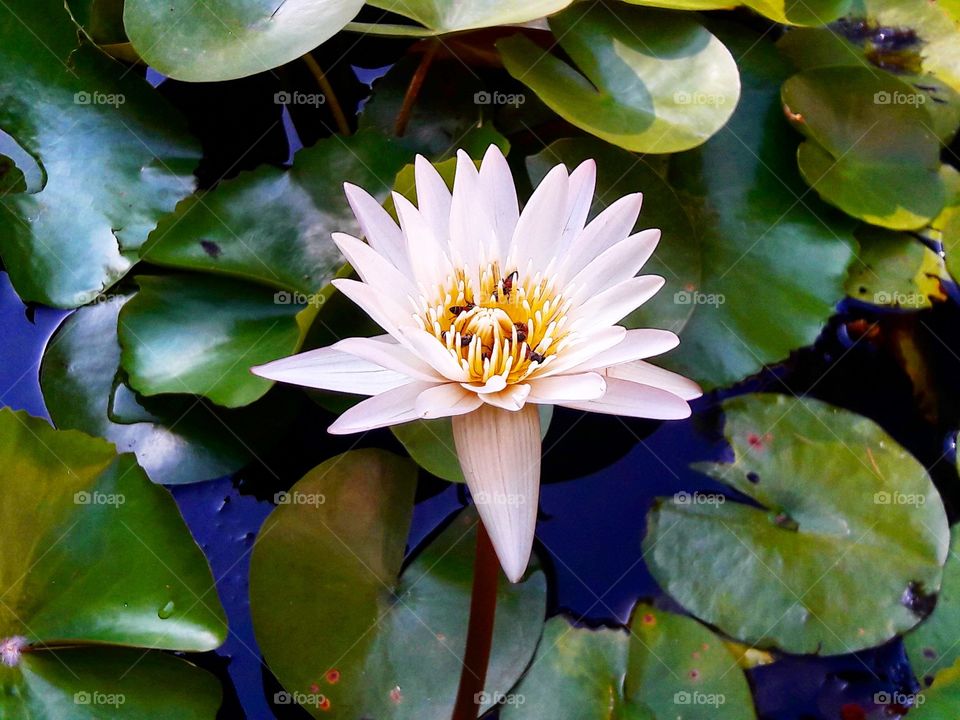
(568, 229), (660, 300)
(251, 347), (410, 395)
(328, 380), (437, 434)
(344, 183), (411, 275)
(415, 382), (483, 419)
(393, 192), (451, 292)
(527, 372), (606, 403)
(451, 150), (495, 273)
(571, 275), (665, 328)
(533, 325), (627, 378)
(331, 278), (415, 341)
(400, 328), (470, 382)
(559, 377), (691, 420)
(569, 328), (681, 372)
(480, 383), (531, 411)
(332, 232), (416, 303)
(332, 335), (441, 382)
(452, 403), (541, 582)
(559, 159), (596, 251)
(608, 360), (703, 401)
(415, 155), (452, 243)
(510, 163), (568, 268)
(479, 145), (519, 260)
(462, 375), (508, 394)
(559, 193), (642, 281)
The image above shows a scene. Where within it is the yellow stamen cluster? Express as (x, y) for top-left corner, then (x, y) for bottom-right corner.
(415, 263), (573, 385)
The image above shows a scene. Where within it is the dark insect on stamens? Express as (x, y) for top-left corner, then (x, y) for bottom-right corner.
(448, 302), (474, 315)
(514, 322), (528, 343)
(502, 270), (518, 295)
(460, 333), (473, 347)
(481, 348), (492, 362)
(529, 351), (545, 363)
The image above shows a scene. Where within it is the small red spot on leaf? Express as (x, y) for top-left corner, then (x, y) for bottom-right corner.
(318, 696), (331, 712)
(641, 613), (656, 626)
(390, 686), (403, 704)
(310, 683), (320, 693)
(325, 669), (340, 684)
(747, 432), (773, 450)
(689, 669), (700, 680)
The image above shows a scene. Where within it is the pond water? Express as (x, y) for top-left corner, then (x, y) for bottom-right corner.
(5, 267), (957, 719)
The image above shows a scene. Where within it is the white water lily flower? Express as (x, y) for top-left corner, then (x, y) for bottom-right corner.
(252, 145), (701, 582)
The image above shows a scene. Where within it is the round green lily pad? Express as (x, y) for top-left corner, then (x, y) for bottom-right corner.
(644, 393), (949, 654)
(497, 5), (740, 154)
(845, 226), (947, 309)
(249, 449), (547, 719)
(502, 604), (756, 719)
(363, 0), (574, 34)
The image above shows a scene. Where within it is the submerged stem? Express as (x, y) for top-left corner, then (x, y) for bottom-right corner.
(301, 53), (351, 136)
(395, 40), (440, 137)
(451, 521), (499, 720)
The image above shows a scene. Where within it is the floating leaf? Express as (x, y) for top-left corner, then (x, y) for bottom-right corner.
(905, 526), (960, 684)
(364, 0), (573, 34)
(122, 0), (365, 81)
(41, 293), (292, 484)
(845, 225), (947, 309)
(911, 660), (960, 717)
(497, 5), (740, 153)
(622, 0), (851, 25)
(526, 137), (702, 335)
(934, 167), (960, 282)
(0, 408), (226, 716)
(143, 130), (408, 294)
(0, 0), (199, 307)
(644, 393), (949, 654)
(782, 66), (946, 230)
(502, 604), (756, 719)
(118, 274), (318, 408)
(249, 450), (546, 719)
(663, 28), (856, 390)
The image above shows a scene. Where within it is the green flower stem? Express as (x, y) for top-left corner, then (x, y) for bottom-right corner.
(452, 521), (499, 720)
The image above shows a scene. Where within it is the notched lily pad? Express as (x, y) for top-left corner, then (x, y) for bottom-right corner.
(249, 449), (546, 719)
(644, 393), (949, 654)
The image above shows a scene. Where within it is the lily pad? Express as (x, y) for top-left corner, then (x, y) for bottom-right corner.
(782, 65), (946, 230)
(502, 604), (756, 719)
(662, 27), (856, 390)
(143, 130), (408, 294)
(622, 0), (851, 25)
(118, 273), (318, 408)
(497, 5), (740, 154)
(644, 393), (949, 654)
(122, 0), (366, 81)
(934, 167), (960, 282)
(911, 660), (960, 716)
(526, 138), (702, 335)
(0, 407), (227, 716)
(249, 449), (547, 719)
(41, 293), (291, 484)
(845, 225), (947, 309)
(905, 526), (960, 684)
(364, 0), (574, 34)
(0, 0), (200, 308)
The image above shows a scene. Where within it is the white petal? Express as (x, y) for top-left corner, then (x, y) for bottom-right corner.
(451, 150), (495, 273)
(608, 360), (703, 401)
(479, 144), (520, 260)
(559, 377), (691, 420)
(415, 382), (483, 419)
(509, 163), (568, 268)
(344, 183), (411, 275)
(571, 275), (665, 328)
(527, 372), (606, 403)
(462, 375), (508, 394)
(415, 155), (452, 243)
(568, 229), (660, 300)
(534, 325), (627, 378)
(558, 159), (596, 251)
(452, 403), (541, 582)
(332, 232), (416, 303)
(331, 278), (414, 341)
(393, 192), (451, 292)
(480, 383), (531, 411)
(400, 328), (469, 382)
(570, 328), (681, 372)
(251, 347), (410, 395)
(332, 335), (441, 382)
(559, 193), (642, 281)
(328, 380), (437, 434)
